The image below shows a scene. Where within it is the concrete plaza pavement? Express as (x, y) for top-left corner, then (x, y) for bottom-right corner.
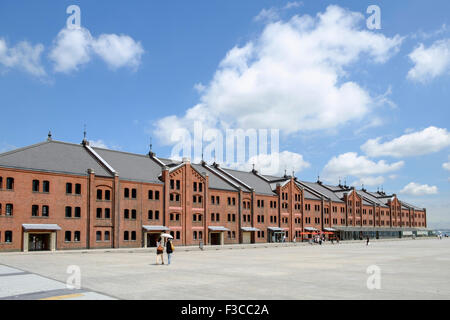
(0, 238), (449, 300)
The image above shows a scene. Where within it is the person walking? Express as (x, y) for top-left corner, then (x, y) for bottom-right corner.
(166, 238), (174, 265)
(156, 237), (165, 265)
(366, 236), (370, 246)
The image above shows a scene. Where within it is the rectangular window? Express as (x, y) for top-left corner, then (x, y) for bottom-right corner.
(5, 231), (13, 243)
(124, 188), (130, 198)
(132, 189), (137, 199)
(105, 208), (111, 219)
(97, 231), (102, 241)
(105, 231), (110, 241)
(148, 190), (153, 200)
(105, 190), (111, 201)
(42, 205), (49, 217)
(65, 206), (72, 218)
(75, 184), (81, 195)
(155, 211), (160, 220)
(155, 191), (160, 200)
(43, 181), (50, 193)
(32, 180), (40, 192)
(32, 205), (39, 217)
(97, 189), (103, 200)
(176, 180), (180, 190)
(96, 208), (102, 219)
(6, 178), (14, 190)
(75, 207), (81, 218)
(74, 231), (81, 242)
(6, 204), (13, 216)
(193, 182), (197, 192)
(65, 231), (71, 242)
(66, 183), (72, 194)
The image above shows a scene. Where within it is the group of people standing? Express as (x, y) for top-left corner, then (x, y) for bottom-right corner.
(156, 237), (174, 265)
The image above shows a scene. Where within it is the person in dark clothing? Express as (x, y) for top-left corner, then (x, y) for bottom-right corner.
(166, 239), (174, 265)
(366, 236), (370, 246)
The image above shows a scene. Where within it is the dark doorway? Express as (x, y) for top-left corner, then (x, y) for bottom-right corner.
(29, 234), (51, 251)
(147, 233), (161, 247)
(210, 233), (221, 245)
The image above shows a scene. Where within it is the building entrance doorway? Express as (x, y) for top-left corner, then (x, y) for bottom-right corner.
(210, 232), (222, 245)
(147, 233), (161, 248)
(29, 233), (51, 251)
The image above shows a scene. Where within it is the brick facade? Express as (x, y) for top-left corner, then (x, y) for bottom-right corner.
(0, 139), (428, 252)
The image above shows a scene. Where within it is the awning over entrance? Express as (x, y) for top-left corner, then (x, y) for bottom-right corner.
(323, 227), (337, 232)
(142, 225), (170, 232)
(267, 227), (285, 232)
(241, 227), (261, 232)
(304, 227), (319, 232)
(209, 226), (230, 232)
(22, 224), (61, 231)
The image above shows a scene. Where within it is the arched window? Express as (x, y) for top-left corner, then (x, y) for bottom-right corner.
(124, 231), (129, 241)
(148, 190), (153, 200)
(193, 231), (197, 240)
(74, 231), (81, 242)
(96, 231), (102, 241)
(132, 209), (137, 220)
(105, 231), (110, 241)
(105, 208), (111, 219)
(105, 190), (111, 201)
(66, 183), (72, 194)
(148, 210), (153, 220)
(124, 209), (129, 219)
(176, 231), (180, 240)
(65, 231), (72, 242)
(131, 231), (136, 241)
(124, 188), (130, 198)
(97, 189), (103, 200)
(75, 184), (82, 195)
(65, 206), (72, 218)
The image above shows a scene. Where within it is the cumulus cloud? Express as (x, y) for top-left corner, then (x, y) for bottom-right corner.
(49, 27), (144, 73)
(0, 38), (46, 76)
(361, 126), (450, 158)
(89, 139), (108, 149)
(322, 152), (404, 186)
(407, 39), (450, 82)
(155, 5), (403, 145)
(400, 182), (438, 196)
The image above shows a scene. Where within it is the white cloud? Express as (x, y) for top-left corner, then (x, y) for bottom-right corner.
(49, 27), (92, 73)
(284, 2), (303, 10)
(92, 34), (144, 70)
(155, 5), (402, 144)
(400, 182), (438, 196)
(254, 8), (280, 23)
(228, 151), (310, 176)
(89, 140), (108, 149)
(407, 39), (450, 83)
(0, 38), (46, 76)
(322, 152), (404, 186)
(49, 27), (144, 73)
(361, 126), (450, 158)
(351, 176), (385, 188)
(443, 157), (450, 171)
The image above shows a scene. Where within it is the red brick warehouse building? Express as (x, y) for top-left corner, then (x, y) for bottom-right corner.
(0, 135), (428, 252)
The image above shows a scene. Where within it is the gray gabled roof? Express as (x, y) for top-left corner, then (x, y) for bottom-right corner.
(298, 181), (344, 203)
(92, 147), (163, 184)
(0, 140), (112, 177)
(222, 168), (276, 195)
(191, 163), (239, 192)
(357, 189), (390, 208)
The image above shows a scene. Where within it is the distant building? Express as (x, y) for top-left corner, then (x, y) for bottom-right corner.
(0, 137), (428, 252)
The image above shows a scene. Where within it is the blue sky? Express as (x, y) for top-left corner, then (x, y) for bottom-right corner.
(1, 0), (449, 227)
